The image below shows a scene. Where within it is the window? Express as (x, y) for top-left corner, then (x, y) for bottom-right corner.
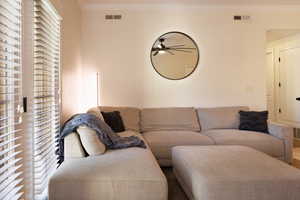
(33, 0), (61, 198)
(0, 0), (23, 199)
(0, 0), (61, 199)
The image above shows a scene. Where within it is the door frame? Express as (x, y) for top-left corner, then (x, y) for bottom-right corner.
(266, 48), (276, 121)
(267, 33), (300, 128)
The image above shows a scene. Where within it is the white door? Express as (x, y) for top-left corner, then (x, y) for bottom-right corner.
(266, 51), (275, 120)
(278, 46), (300, 127)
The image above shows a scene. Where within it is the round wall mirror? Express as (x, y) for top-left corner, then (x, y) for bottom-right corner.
(150, 31), (199, 80)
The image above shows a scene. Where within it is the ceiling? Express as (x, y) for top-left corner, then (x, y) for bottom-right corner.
(79, 0), (300, 5)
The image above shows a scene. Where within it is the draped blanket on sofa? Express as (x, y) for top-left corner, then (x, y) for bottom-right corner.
(57, 113), (146, 164)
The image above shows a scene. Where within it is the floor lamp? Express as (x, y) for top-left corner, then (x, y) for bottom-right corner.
(96, 72), (101, 106)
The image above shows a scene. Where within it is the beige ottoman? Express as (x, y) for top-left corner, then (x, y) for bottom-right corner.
(172, 145), (300, 200)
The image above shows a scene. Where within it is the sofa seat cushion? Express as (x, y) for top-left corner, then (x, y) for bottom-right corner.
(203, 129), (284, 157)
(49, 134), (167, 200)
(141, 107), (201, 132)
(143, 131), (215, 162)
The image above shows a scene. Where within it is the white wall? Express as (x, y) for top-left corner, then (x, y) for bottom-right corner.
(59, 0), (83, 122)
(79, 5), (300, 111)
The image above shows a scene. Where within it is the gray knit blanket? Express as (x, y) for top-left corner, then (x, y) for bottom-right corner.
(57, 113), (146, 164)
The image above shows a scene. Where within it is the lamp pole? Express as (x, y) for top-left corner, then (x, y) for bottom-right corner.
(96, 72), (100, 106)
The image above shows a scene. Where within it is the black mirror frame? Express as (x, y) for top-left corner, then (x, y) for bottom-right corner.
(150, 31), (200, 80)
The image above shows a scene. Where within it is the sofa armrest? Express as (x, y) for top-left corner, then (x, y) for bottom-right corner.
(268, 122), (294, 163)
(64, 132), (86, 159)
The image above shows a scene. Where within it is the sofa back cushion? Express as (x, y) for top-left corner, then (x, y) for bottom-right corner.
(141, 107), (200, 132)
(88, 106), (140, 132)
(197, 106), (249, 131)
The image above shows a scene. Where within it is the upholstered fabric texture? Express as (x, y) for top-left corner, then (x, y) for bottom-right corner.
(89, 106), (141, 132)
(143, 131), (214, 166)
(141, 107), (200, 132)
(172, 146), (300, 200)
(197, 106), (249, 131)
(49, 132), (168, 200)
(64, 132), (86, 159)
(77, 126), (106, 156)
(268, 122), (294, 163)
(203, 129), (284, 157)
(239, 110), (269, 133)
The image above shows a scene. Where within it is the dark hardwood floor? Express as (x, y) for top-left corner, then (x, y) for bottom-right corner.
(162, 167), (188, 200)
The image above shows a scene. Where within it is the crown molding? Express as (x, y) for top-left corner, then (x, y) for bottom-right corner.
(80, 3), (300, 12)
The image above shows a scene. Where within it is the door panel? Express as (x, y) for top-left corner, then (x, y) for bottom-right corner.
(278, 47), (300, 126)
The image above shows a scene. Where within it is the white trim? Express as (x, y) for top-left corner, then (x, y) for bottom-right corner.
(265, 48), (277, 122)
(81, 3), (300, 11)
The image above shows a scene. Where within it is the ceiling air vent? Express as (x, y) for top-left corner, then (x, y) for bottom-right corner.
(105, 14), (122, 20)
(233, 15), (252, 23)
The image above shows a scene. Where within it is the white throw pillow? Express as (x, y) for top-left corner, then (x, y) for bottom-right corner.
(64, 132), (86, 158)
(77, 125), (106, 156)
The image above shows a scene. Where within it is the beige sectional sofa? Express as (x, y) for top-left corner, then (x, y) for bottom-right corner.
(49, 106), (293, 200)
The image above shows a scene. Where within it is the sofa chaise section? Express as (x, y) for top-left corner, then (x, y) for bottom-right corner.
(50, 130), (168, 200)
(49, 107), (168, 200)
(49, 142), (168, 200)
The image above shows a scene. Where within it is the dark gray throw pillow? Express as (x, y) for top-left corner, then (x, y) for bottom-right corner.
(239, 111), (269, 133)
(101, 111), (125, 133)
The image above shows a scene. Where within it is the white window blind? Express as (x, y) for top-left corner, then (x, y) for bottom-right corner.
(33, 0), (60, 199)
(0, 0), (23, 200)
